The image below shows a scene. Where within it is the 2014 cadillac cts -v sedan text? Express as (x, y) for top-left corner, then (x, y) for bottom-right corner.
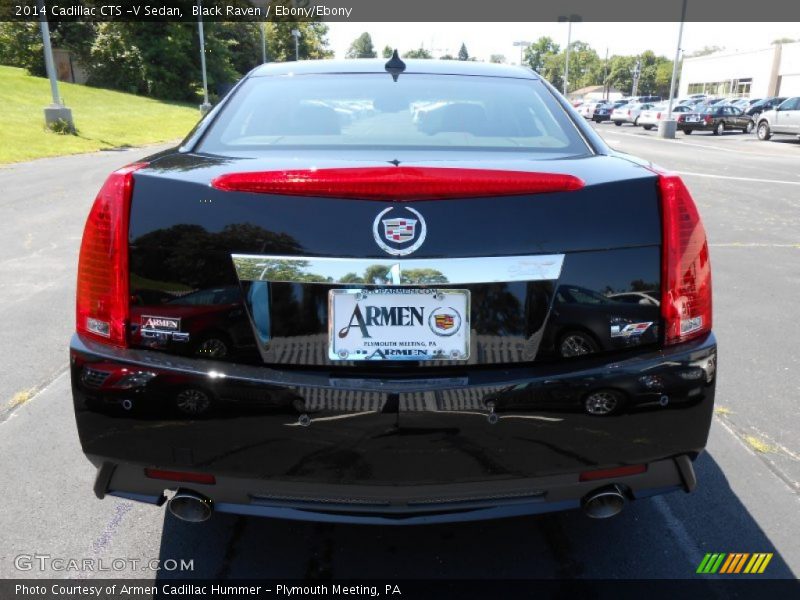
(70, 57), (716, 524)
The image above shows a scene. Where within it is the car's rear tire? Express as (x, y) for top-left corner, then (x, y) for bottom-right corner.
(757, 122), (772, 141)
(558, 331), (599, 358)
(643, 125), (653, 130)
(583, 389), (626, 416)
(194, 332), (231, 359)
(714, 121), (725, 135)
(683, 129), (692, 135)
(174, 387), (215, 416)
(614, 121), (622, 126)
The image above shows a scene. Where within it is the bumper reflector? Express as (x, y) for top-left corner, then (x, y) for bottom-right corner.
(144, 468), (216, 485)
(579, 464), (647, 482)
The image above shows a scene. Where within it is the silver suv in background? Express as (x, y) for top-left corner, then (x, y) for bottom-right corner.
(756, 97), (800, 141)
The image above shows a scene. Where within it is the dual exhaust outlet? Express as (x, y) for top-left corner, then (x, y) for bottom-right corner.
(167, 490), (213, 523)
(166, 486), (626, 522)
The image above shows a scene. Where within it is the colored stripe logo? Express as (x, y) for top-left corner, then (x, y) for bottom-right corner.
(697, 553), (773, 574)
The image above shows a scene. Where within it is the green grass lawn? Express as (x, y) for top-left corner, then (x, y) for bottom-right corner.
(0, 66), (201, 164)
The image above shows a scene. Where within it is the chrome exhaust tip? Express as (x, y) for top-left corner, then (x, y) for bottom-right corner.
(582, 486), (626, 519)
(167, 490), (213, 523)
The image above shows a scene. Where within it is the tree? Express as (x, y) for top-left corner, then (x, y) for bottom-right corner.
(489, 54), (506, 64)
(346, 32), (377, 58)
(523, 37), (560, 73)
(606, 54), (638, 95)
(535, 41), (602, 92)
(439, 53), (455, 60)
(382, 45), (393, 58)
(653, 60), (675, 97)
(403, 48), (432, 59)
(458, 43), (469, 61)
(0, 21), (95, 76)
(215, 22), (264, 75)
(264, 2), (333, 63)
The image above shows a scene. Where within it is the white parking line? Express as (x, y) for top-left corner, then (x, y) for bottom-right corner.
(676, 171), (800, 186)
(598, 126), (793, 157)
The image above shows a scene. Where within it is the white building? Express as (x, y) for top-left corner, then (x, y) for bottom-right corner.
(567, 85), (624, 102)
(679, 42), (800, 99)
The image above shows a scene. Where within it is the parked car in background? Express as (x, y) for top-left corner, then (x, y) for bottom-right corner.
(682, 93), (708, 103)
(728, 98), (751, 110)
(578, 101), (600, 119)
(625, 95), (662, 104)
(591, 102), (614, 122)
(756, 96), (800, 141)
(611, 102), (652, 126)
(638, 103), (692, 130)
(746, 96), (787, 120)
(678, 105), (754, 135)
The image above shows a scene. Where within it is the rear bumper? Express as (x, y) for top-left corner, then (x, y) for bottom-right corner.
(102, 455), (695, 525)
(71, 332), (716, 523)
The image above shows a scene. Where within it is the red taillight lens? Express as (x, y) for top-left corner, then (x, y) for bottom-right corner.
(76, 163), (147, 346)
(211, 167), (584, 201)
(704, 115), (712, 123)
(656, 172), (712, 345)
(656, 112), (662, 120)
(627, 109), (632, 116)
(144, 468), (216, 485)
(677, 115), (684, 122)
(579, 464), (647, 482)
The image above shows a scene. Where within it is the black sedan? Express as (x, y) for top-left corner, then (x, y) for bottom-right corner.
(678, 105), (754, 135)
(71, 56), (716, 524)
(746, 96), (787, 120)
(591, 102), (614, 122)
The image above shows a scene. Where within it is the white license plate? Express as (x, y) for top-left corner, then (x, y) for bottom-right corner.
(688, 116), (700, 122)
(329, 289), (470, 361)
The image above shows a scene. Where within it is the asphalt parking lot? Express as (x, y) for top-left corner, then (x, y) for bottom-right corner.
(0, 126), (798, 581)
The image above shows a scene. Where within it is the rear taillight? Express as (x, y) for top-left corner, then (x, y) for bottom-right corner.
(655, 171), (712, 345)
(656, 112), (662, 120)
(627, 109), (632, 116)
(704, 115), (712, 124)
(211, 167), (585, 201)
(76, 163), (148, 346)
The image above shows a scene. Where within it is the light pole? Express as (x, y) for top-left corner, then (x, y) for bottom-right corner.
(558, 14), (581, 96)
(659, 0), (688, 138)
(631, 59), (642, 97)
(37, 0), (74, 131)
(197, 0), (211, 114)
(291, 28), (301, 61)
(513, 40), (531, 66)
(260, 22), (267, 64)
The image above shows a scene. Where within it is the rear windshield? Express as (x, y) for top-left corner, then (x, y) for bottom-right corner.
(198, 73), (589, 157)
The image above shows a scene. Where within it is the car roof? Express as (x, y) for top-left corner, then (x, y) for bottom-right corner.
(251, 59), (539, 80)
